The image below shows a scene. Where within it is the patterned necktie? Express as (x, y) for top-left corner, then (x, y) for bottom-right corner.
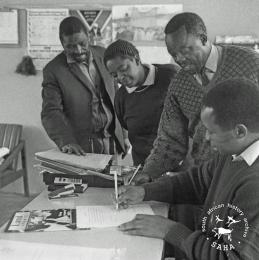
(200, 67), (210, 86)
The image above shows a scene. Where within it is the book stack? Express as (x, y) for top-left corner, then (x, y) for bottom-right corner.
(35, 148), (120, 189)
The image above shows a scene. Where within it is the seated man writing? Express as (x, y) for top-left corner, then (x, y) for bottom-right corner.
(116, 78), (259, 259)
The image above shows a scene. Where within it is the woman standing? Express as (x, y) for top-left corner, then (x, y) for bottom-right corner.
(104, 40), (179, 165)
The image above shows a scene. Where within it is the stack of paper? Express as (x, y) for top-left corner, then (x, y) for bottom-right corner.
(36, 148), (112, 171)
(35, 148), (115, 181)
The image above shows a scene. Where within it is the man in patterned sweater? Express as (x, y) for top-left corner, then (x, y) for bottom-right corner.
(136, 12), (259, 183)
(117, 79), (259, 259)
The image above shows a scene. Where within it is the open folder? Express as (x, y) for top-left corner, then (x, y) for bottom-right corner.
(35, 148), (117, 182)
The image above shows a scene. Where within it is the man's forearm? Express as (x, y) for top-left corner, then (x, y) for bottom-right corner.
(143, 176), (175, 203)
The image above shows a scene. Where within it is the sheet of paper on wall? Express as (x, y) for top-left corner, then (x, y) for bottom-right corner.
(27, 9), (69, 70)
(35, 148), (112, 172)
(76, 204), (154, 228)
(0, 239), (126, 260)
(0, 10), (19, 44)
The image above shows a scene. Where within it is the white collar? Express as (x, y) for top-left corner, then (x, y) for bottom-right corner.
(232, 140), (259, 166)
(126, 64), (156, 94)
(194, 44), (219, 84)
(204, 44), (219, 73)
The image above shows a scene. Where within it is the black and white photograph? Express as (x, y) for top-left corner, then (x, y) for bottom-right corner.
(0, 0), (259, 260)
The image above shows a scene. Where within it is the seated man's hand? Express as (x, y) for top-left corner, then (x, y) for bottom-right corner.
(61, 143), (86, 156)
(132, 172), (151, 185)
(114, 185), (145, 209)
(118, 214), (175, 240)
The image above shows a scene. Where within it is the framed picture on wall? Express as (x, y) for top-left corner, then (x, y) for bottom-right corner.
(112, 4), (182, 64)
(0, 9), (20, 46)
(112, 4), (183, 46)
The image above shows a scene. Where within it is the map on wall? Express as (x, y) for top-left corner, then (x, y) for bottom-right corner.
(27, 9), (69, 70)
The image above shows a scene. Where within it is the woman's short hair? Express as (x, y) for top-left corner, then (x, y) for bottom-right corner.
(104, 39), (140, 66)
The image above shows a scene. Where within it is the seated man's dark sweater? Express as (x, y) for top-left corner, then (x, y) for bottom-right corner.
(143, 142), (259, 259)
(114, 64), (178, 165)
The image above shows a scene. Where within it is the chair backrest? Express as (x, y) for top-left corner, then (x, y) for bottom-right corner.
(0, 124), (22, 169)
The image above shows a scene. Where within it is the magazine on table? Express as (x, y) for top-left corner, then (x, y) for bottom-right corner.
(5, 208), (76, 232)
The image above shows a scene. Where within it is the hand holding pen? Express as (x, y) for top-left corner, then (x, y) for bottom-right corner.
(127, 164), (141, 185)
(116, 185), (145, 209)
(113, 165), (145, 209)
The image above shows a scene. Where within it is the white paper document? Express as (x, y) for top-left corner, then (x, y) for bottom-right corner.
(76, 204), (154, 228)
(0, 239), (126, 260)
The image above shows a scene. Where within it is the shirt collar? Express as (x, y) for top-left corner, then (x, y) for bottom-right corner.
(204, 44), (219, 73)
(232, 140), (259, 166)
(126, 64), (155, 94)
(66, 50), (93, 65)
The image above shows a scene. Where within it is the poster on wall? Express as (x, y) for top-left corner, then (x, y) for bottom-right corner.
(112, 4), (182, 64)
(0, 9), (19, 44)
(79, 10), (100, 26)
(27, 9), (69, 70)
(77, 9), (112, 47)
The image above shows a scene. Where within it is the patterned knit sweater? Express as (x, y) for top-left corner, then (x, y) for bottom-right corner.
(143, 154), (259, 259)
(142, 45), (259, 178)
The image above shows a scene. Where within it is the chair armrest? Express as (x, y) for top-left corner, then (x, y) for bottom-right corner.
(0, 141), (24, 171)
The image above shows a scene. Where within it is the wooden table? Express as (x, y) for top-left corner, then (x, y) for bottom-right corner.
(0, 188), (168, 260)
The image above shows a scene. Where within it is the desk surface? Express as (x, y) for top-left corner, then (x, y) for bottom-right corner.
(0, 188), (168, 260)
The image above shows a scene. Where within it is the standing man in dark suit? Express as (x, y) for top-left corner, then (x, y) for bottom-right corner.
(41, 16), (125, 156)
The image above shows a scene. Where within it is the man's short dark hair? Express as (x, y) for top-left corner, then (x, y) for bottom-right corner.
(164, 12), (207, 37)
(59, 16), (88, 42)
(202, 78), (259, 132)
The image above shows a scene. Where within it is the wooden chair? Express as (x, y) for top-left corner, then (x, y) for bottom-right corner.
(0, 124), (29, 196)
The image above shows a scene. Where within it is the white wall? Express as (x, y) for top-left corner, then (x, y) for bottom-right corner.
(0, 48), (55, 193)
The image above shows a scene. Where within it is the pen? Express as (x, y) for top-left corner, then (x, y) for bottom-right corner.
(128, 164), (141, 185)
(114, 169), (119, 210)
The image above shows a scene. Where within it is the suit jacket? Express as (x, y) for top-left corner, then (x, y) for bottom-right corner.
(41, 45), (125, 153)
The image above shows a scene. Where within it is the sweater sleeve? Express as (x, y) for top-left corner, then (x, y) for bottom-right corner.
(144, 158), (259, 259)
(142, 80), (189, 178)
(173, 174), (259, 260)
(143, 155), (219, 205)
(41, 67), (77, 148)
